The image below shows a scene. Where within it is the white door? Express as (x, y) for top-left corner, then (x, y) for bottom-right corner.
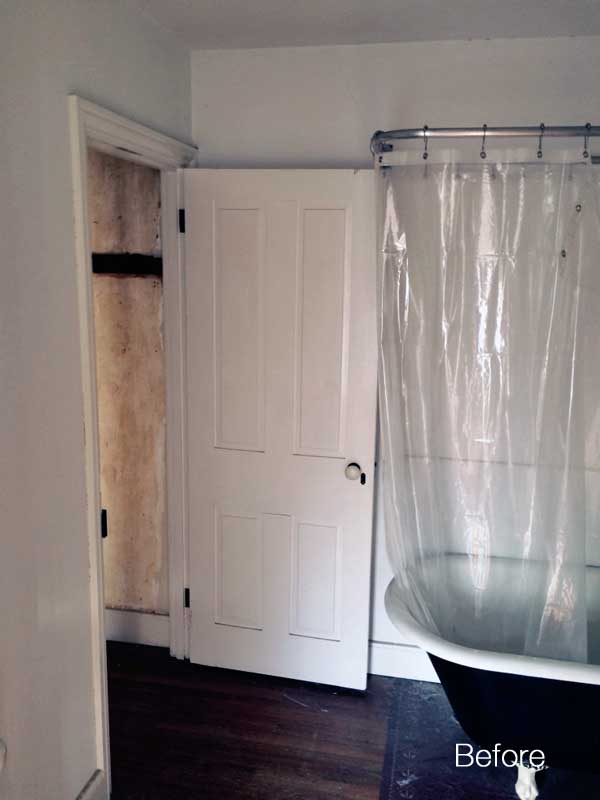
(184, 170), (377, 689)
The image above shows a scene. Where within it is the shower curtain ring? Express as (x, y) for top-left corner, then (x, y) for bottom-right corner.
(537, 123), (545, 159)
(583, 122), (591, 159)
(480, 124), (487, 159)
(422, 125), (429, 160)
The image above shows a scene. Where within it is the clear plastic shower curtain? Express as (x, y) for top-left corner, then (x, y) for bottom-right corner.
(379, 156), (600, 664)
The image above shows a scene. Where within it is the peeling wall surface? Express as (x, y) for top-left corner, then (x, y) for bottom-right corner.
(88, 149), (162, 256)
(94, 275), (168, 613)
(88, 150), (168, 614)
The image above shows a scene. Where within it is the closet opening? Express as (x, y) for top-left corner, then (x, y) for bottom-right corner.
(87, 149), (170, 646)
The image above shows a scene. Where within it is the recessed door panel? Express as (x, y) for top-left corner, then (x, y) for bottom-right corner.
(214, 510), (263, 630)
(290, 522), (341, 640)
(214, 207), (264, 452)
(293, 208), (349, 457)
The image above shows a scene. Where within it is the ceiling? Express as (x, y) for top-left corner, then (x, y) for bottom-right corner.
(129, 0), (600, 49)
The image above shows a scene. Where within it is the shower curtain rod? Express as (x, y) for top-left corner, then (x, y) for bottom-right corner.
(370, 124), (600, 154)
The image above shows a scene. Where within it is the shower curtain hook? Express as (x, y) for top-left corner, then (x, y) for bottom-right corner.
(422, 125), (429, 160)
(583, 122), (591, 159)
(537, 123), (545, 159)
(480, 124), (487, 159)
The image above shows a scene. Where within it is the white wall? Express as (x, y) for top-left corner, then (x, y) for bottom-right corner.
(191, 34), (600, 671)
(0, 3), (190, 798)
(191, 36), (600, 168)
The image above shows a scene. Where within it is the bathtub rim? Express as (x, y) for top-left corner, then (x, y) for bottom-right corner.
(385, 578), (600, 686)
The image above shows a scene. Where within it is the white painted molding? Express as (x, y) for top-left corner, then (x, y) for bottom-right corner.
(162, 171), (189, 660)
(69, 96), (195, 794)
(75, 770), (108, 800)
(70, 96), (197, 169)
(105, 609), (170, 648)
(368, 641), (440, 682)
(68, 95), (111, 795)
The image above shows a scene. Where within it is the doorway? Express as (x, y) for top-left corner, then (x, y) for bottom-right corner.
(87, 149), (170, 644)
(69, 96), (196, 795)
(69, 97), (379, 797)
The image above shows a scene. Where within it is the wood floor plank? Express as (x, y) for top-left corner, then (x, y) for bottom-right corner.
(107, 642), (394, 800)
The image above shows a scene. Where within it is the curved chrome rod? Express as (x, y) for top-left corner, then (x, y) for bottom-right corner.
(371, 124), (600, 155)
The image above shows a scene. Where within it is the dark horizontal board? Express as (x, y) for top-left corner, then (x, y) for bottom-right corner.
(92, 253), (163, 277)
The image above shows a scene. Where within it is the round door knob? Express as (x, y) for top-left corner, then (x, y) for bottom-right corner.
(345, 462), (362, 481)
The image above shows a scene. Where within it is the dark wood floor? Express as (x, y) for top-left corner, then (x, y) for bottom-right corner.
(107, 642), (395, 800)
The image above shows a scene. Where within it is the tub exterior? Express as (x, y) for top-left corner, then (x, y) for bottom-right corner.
(429, 653), (600, 771)
(385, 577), (600, 771)
(385, 578), (600, 687)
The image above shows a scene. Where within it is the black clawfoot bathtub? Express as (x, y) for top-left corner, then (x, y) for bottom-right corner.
(385, 573), (600, 797)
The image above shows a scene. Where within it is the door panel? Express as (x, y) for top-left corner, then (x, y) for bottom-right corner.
(184, 170), (377, 689)
(215, 510), (263, 629)
(290, 521), (342, 640)
(294, 207), (348, 457)
(214, 207), (265, 451)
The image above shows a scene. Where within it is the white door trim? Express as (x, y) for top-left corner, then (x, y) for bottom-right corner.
(74, 96), (197, 169)
(161, 169), (190, 659)
(68, 95), (196, 794)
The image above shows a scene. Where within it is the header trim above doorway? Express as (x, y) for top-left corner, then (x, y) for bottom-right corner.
(71, 96), (197, 169)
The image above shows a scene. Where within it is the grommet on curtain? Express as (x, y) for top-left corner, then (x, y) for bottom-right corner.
(583, 122), (591, 159)
(537, 123), (545, 159)
(422, 125), (429, 160)
(480, 124), (487, 159)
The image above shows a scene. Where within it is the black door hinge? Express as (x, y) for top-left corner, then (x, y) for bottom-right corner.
(178, 208), (186, 233)
(101, 508), (108, 539)
(184, 587), (190, 608)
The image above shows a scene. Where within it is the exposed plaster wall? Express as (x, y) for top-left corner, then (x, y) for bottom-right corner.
(87, 149), (162, 256)
(88, 150), (168, 615)
(93, 275), (168, 613)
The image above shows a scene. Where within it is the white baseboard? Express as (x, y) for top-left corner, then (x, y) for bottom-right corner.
(76, 769), (108, 800)
(105, 608), (169, 647)
(104, 611), (436, 682)
(368, 640), (440, 682)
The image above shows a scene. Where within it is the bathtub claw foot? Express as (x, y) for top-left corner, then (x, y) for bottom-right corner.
(515, 764), (539, 800)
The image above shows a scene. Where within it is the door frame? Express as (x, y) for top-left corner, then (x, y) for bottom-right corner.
(68, 95), (196, 793)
